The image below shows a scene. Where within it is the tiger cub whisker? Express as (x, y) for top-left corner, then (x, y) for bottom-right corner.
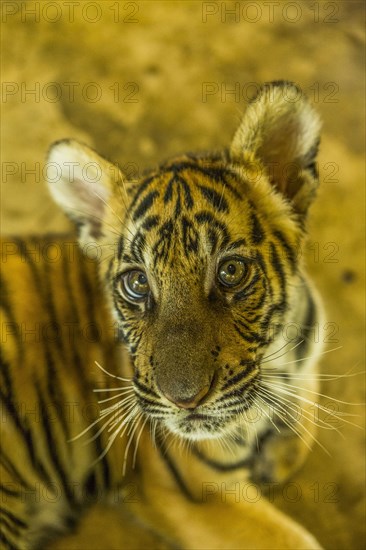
(261, 338), (305, 363)
(94, 360), (132, 382)
(254, 388), (325, 454)
(98, 389), (135, 405)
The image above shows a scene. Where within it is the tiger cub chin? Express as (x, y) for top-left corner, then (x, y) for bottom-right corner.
(1, 81), (324, 549)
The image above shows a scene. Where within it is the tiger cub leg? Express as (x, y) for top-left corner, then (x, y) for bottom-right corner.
(131, 485), (323, 550)
(46, 503), (174, 550)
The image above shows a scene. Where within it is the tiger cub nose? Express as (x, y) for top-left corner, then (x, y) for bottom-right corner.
(162, 384), (211, 410)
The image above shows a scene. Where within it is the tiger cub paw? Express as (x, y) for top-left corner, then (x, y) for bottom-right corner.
(250, 430), (311, 484)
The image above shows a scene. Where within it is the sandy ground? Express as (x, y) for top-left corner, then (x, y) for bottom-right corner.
(1, 1), (365, 548)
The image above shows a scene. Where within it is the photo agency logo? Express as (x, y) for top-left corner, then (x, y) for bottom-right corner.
(1, 158), (141, 185)
(1, 81), (140, 104)
(201, 480), (340, 504)
(0, 318), (120, 345)
(1, 1), (140, 24)
(201, 1), (340, 24)
(0, 480), (140, 504)
(201, 80), (340, 104)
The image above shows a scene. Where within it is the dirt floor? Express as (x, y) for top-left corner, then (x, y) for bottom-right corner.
(1, 1), (365, 548)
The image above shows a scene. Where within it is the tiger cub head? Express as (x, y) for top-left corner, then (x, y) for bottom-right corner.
(47, 82), (321, 441)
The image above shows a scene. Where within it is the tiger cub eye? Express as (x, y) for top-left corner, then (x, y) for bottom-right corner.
(120, 270), (150, 302)
(218, 258), (247, 288)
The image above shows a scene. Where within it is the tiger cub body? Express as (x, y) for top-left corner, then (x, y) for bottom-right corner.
(1, 82), (324, 549)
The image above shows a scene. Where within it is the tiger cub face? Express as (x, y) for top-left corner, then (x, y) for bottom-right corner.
(47, 82), (321, 442)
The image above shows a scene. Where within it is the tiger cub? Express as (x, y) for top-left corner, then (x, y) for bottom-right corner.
(1, 81), (324, 549)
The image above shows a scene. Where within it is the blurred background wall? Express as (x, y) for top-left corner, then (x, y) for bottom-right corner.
(1, 1), (365, 548)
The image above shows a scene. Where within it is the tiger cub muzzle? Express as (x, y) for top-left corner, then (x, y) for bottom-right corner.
(135, 308), (259, 442)
(153, 320), (217, 409)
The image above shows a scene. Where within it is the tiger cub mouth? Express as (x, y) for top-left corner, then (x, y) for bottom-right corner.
(134, 364), (260, 441)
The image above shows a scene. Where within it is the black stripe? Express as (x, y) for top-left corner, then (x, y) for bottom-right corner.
(250, 211), (264, 244)
(0, 272), (24, 362)
(0, 531), (19, 550)
(163, 175), (174, 204)
(232, 271), (261, 302)
(207, 228), (219, 254)
(195, 211), (230, 248)
(273, 230), (297, 271)
(65, 255), (106, 414)
(138, 405), (169, 417)
(198, 185), (229, 212)
(235, 285), (259, 303)
(75, 259), (112, 493)
(255, 250), (272, 297)
(0, 452), (34, 492)
(180, 176), (194, 209)
(259, 301), (287, 335)
(117, 236), (124, 260)
(243, 311), (262, 323)
(269, 242), (287, 303)
(0, 356), (13, 400)
(217, 380), (256, 404)
(296, 286), (316, 360)
(133, 379), (160, 399)
(1, 516), (22, 540)
(13, 239), (65, 358)
(174, 185), (182, 218)
(35, 382), (75, 505)
(234, 324), (262, 344)
(42, 257), (66, 357)
(0, 508), (27, 529)
(78, 255), (100, 343)
(95, 436), (111, 491)
(0, 386), (54, 489)
(181, 216), (199, 256)
(192, 447), (250, 472)
(83, 470), (97, 499)
(163, 173), (194, 211)
(252, 288), (267, 310)
(172, 163), (243, 198)
(105, 255), (115, 286)
(129, 175), (156, 211)
(42, 342), (70, 441)
(112, 294), (127, 324)
(221, 362), (257, 391)
(236, 318), (267, 344)
(133, 191), (159, 221)
(141, 215), (160, 231)
(159, 162), (244, 200)
(62, 251), (93, 403)
(228, 238), (246, 250)
(136, 394), (167, 411)
(167, 162), (226, 180)
(130, 232), (146, 263)
(0, 484), (21, 498)
(155, 432), (195, 501)
(152, 220), (174, 267)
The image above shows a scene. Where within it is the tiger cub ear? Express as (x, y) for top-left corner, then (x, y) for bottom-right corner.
(46, 140), (126, 247)
(230, 81), (321, 217)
